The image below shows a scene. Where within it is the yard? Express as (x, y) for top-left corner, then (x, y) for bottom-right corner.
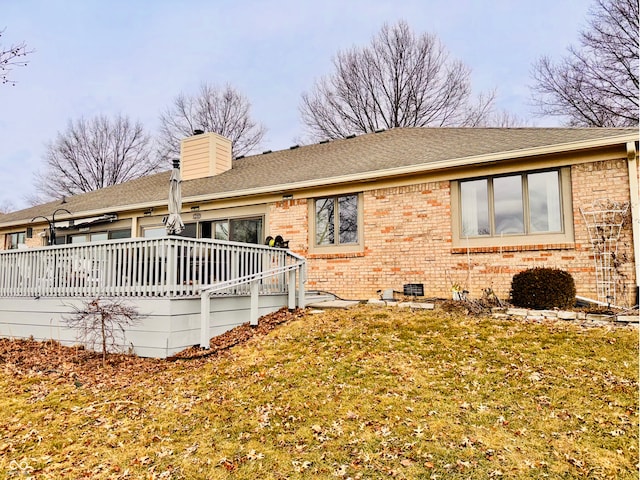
(0, 305), (638, 479)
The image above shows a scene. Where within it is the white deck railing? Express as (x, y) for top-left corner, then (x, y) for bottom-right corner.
(0, 237), (303, 298)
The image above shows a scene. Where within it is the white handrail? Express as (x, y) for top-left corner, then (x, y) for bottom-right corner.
(199, 259), (306, 348)
(201, 262), (301, 294)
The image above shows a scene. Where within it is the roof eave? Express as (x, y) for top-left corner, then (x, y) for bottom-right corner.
(1, 132), (636, 229)
(185, 132), (640, 202)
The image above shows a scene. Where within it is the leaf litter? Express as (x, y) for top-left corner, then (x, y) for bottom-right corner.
(0, 305), (637, 479)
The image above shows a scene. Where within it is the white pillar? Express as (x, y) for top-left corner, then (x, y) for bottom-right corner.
(200, 292), (210, 348)
(250, 280), (259, 326)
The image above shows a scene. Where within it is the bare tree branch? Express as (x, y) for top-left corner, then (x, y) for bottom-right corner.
(157, 83), (266, 160)
(32, 114), (162, 202)
(64, 296), (143, 365)
(0, 28), (33, 86)
(299, 21), (502, 140)
(531, 0), (639, 126)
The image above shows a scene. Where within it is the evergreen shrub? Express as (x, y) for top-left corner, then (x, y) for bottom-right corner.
(510, 267), (576, 309)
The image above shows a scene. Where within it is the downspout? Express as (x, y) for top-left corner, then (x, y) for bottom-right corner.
(627, 141), (639, 307)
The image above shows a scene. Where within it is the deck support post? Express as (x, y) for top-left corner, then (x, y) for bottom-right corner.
(250, 280), (259, 326)
(288, 269), (296, 310)
(297, 265), (306, 309)
(200, 291), (210, 348)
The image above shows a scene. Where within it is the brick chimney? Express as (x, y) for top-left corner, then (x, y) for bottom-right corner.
(180, 131), (232, 181)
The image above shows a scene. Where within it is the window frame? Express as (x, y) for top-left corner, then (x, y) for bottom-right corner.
(202, 216), (264, 245)
(451, 167), (574, 248)
(66, 229), (132, 243)
(6, 231), (26, 250)
(309, 193), (364, 254)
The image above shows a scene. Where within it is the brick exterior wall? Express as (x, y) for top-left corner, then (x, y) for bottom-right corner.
(271, 159), (637, 306)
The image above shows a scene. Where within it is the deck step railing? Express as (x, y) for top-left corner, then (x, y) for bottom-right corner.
(199, 257), (306, 348)
(0, 237), (301, 299)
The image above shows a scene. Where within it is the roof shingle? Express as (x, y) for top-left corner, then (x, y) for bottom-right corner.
(1, 127), (636, 225)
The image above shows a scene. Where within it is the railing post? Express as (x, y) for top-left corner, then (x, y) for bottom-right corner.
(250, 280), (259, 326)
(167, 239), (176, 297)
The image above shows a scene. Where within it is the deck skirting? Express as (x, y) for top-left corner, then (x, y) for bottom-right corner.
(0, 294), (288, 358)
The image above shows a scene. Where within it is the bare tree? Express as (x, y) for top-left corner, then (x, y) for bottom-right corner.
(299, 21), (498, 140)
(64, 296), (143, 365)
(0, 200), (15, 214)
(33, 114), (163, 201)
(0, 28), (33, 86)
(158, 83), (266, 160)
(531, 0), (639, 126)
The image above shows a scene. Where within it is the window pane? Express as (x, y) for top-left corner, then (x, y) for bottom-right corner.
(528, 171), (561, 233)
(460, 180), (489, 236)
(71, 234), (88, 244)
(230, 218), (261, 244)
(214, 221), (229, 241)
(143, 227), (165, 238)
(494, 175), (524, 234)
(179, 223), (198, 238)
(338, 195), (358, 244)
(7, 233), (17, 249)
(315, 198), (335, 245)
(110, 229), (131, 240)
(90, 232), (108, 242)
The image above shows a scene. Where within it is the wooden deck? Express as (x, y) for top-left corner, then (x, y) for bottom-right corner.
(0, 237), (306, 357)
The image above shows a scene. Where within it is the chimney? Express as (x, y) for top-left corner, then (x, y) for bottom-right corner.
(180, 132), (232, 181)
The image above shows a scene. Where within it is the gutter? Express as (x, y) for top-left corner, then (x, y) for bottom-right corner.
(626, 141), (640, 306)
(575, 295), (623, 310)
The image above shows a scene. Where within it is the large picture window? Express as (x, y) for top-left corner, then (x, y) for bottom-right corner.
(314, 194), (359, 246)
(453, 168), (573, 247)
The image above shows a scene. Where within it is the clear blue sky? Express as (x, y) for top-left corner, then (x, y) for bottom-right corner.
(0, 0), (592, 211)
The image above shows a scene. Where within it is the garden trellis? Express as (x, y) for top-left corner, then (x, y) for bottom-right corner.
(580, 200), (630, 305)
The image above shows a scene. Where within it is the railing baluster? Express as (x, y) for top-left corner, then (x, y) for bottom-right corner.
(0, 237), (303, 300)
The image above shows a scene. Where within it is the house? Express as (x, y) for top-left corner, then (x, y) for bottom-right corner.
(0, 128), (637, 355)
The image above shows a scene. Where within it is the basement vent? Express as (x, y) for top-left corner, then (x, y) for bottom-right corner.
(403, 283), (424, 297)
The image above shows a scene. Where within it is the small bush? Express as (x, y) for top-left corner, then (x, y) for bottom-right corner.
(510, 267), (576, 309)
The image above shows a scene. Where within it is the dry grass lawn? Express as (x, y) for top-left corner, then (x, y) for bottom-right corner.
(0, 305), (638, 479)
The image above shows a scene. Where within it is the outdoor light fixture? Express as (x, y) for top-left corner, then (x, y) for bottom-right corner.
(31, 208), (72, 246)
